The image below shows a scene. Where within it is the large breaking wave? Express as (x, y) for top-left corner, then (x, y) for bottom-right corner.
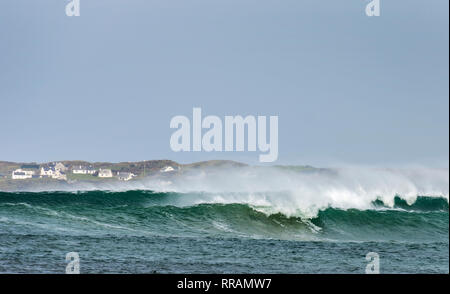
(10, 166), (449, 215)
(0, 189), (448, 243)
(1, 166), (448, 242)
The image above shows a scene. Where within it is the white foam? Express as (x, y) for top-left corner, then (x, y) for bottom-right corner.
(13, 166), (448, 218)
(145, 166), (449, 218)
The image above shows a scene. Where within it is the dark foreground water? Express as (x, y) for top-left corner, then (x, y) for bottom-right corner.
(0, 190), (448, 273)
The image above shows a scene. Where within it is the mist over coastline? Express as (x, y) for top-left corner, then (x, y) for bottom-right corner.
(1, 160), (448, 218)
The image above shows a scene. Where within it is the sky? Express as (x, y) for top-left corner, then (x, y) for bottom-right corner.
(0, 0), (448, 167)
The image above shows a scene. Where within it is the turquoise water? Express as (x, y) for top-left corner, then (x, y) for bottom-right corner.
(0, 190), (448, 273)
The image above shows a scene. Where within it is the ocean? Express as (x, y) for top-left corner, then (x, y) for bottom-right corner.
(0, 189), (448, 274)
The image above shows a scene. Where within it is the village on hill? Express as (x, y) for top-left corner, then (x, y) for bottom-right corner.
(0, 160), (250, 191)
(5, 161), (178, 182)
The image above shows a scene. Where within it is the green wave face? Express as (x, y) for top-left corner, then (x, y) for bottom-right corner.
(0, 191), (447, 243)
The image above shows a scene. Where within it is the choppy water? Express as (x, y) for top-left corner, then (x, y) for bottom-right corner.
(0, 190), (448, 273)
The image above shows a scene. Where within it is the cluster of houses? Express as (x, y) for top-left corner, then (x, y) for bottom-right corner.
(11, 163), (137, 182)
(12, 162), (68, 180)
(72, 165), (135, 181)
(11, 162), (178, 182)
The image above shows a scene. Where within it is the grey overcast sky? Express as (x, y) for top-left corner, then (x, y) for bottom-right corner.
(0, 0), (448, 167)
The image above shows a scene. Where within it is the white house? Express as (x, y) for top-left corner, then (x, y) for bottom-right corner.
(72, 166), (97, 175)
(117, 172), (135, 181)
(161, 166), (175, 173)
(41, 166), (56, 177)
(98, 169), (113, 178)
(12, 169), (35, 180)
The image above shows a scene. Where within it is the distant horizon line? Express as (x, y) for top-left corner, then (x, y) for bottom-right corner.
(0, 158), (449, 170)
